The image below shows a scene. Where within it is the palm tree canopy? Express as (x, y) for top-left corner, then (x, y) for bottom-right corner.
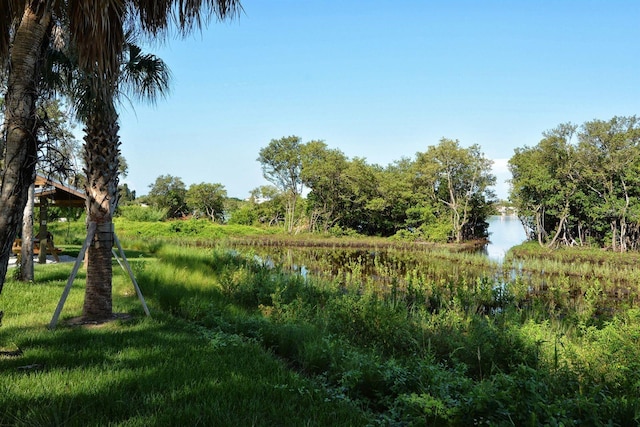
(0, 0), (241, 83)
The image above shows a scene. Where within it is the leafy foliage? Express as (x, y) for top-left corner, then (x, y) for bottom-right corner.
(135, 240), (640, 426)
(146, 174), (187, 218)
(252, 137), (496, 241)
(510, 116), (640, 251)
(185, 182), (227, 221)
(118, 205), (167, 222)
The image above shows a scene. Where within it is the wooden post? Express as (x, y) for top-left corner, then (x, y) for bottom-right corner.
(113, 233), (150, 317)
(38, 197), (48, 264)
(49, 222), (97, 330)
(46, 240), (60, 262)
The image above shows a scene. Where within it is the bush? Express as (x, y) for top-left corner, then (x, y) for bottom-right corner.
(118, 205), (167, 222)
(227, 205), (258, 225)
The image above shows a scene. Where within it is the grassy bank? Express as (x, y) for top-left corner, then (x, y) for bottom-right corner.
(133, 244), (640, 426)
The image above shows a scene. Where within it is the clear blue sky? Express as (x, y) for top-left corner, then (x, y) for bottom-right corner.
(117, 0), (640, 200)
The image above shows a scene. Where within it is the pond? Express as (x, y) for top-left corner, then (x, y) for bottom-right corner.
(235, 215), (530, 292)
(228, 215), (637, 314)
(241, 214), (528, 281)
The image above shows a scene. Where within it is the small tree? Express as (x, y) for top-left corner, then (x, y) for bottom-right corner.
(147, 175), (187, 218)
(301, 141), (349, 232)
(414, 138), (495, 243)
(186, 182), (227, 221)
(257, 136), (304, 233)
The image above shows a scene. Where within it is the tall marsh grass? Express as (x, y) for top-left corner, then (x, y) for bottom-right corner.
(132, 242), (640, 425)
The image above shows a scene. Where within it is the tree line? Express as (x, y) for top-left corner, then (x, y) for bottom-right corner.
(144, 136), (497, 242)
(509, 116), (640, 252)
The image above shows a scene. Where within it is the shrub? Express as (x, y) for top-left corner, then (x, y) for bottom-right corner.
(118, 205), (168, 222)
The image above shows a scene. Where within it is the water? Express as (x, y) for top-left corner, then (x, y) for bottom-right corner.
(241, 215), (530, 281)
(485, 214), (528, 261)
(231, 216), (637, 312)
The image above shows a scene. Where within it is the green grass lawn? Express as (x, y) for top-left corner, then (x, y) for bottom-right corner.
(0, 261), (368, 426)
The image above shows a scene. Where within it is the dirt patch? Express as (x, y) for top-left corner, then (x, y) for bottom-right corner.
(65, 313), (134, 328)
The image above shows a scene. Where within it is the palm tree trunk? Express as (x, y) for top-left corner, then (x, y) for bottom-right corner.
(81, 102), (120, 321)
(0, 5), (51, 293)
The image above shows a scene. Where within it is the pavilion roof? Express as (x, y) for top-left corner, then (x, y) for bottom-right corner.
(34, 174), (86, 208)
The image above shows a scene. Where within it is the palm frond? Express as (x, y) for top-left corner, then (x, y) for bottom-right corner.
(63, 0), (240, 91)
(133, 0), (242, 38)
(68, 0), (125, 85)
(120, 42), (172, 105)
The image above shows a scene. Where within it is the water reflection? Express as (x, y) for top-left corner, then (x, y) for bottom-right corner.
(228, 217), (637, 312)
(485, 215), (527, 261)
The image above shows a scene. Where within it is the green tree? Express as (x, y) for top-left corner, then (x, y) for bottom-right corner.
(36, 99), (82, 181)
(509, 119), (640, 251)
(339, 157), (383, 235)
(576, 116), (640, 251)
(186, 182), (227, 221)
(118, 183), (137, 205)
(257, 136), (304, 233)
(249, 185), (286, 227)
(21, 98), (81, 282)
(226, 197), (256, 225)
(300, 141), (349, 232)
(148, 175), (187, 219)
(415, 138), (495, 242)
(509, 124), (580, 247)
(373, 158), (416, 236)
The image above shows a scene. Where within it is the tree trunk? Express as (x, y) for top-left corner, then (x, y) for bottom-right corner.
(0, 5), (51, 293)
(546, 201), (570, 248)
(286, 193), (296, 233)
(19, 183), (35, 281)
(81, 102), (120, 321)
(38, 197), (48, 264)
(535, 206), (546, 247)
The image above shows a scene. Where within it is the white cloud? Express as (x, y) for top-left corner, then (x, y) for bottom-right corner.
(491, 158), (510, 174)
(491, 158), (511, 200)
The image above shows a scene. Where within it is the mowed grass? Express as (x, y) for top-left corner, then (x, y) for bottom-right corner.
(0, 259), (368, 426)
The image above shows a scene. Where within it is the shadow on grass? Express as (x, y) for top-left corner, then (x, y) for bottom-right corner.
(0, 314), (367, 426)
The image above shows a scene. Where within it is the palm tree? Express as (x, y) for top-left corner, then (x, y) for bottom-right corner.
(73, 37), (171, 320)
(0, 0), (241, 297)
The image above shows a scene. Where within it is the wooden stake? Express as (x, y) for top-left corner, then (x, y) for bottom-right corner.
(48, 224), (151, 330)
(113, 232), (150, 317)
(49, 222), (97, 330)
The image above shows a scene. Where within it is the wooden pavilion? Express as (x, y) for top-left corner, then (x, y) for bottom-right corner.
(34, 174), (86, 208)
(13, 174), (86, 263)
